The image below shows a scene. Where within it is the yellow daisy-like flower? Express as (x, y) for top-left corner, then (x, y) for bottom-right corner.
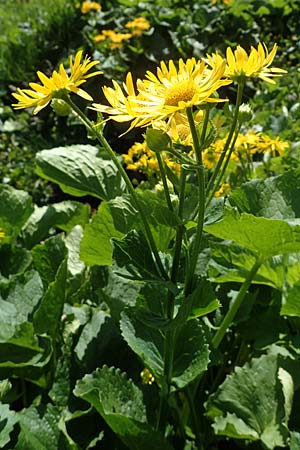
(125, 17), (151, 36)
(81, 1), (101, 14)
(0, 229), (5, 240)
(212, 0), (233, 5)
(209, 42), (286, 84)
(93, 57), (231, 131)
(93, 30), (132, 49)
(12, 50), (101, 114)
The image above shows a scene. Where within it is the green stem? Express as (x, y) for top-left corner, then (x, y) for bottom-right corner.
(156, 150), (174, 212)
(186, 386), (203, 450)
(184, 107), (209, 295)
(157, 170), (188, 431)
(206, 124), (241, 207)
(205, 80), (245, 201)
(212, 257), (262, 349)
(65, 96), (168, 280)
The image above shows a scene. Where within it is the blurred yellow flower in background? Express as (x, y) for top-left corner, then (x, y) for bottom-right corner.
(81, 1), (101, 14)
(93, 30), (132, 49)
(125, 17), (151, 36)
(0, 229), (5, 240)
(212, 0), (233, 5)
(12, 51), (101, 114)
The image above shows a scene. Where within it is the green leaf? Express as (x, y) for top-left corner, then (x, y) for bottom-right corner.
(0, 403), (18, 448)
(74, 308), (114, 369)
(172, 319), (210, 389)
(175, 279), (220, 322)
(206, 351), (292, 449)
(229, 172), (300, 219)
(15, 404), (64, 450)
(74, 366), (172, 450)
(208, 242), (300, 289)
(113, 230), (160, 281)
(120, 308), (164, 382)
(204, 208), (300, 258)
(281, 284), (300, 316)
(0, 184), (33, 242)
(22, 201), (90, 249)
(290, 431), (300, 450)
(33, 257), (67, 338)
(35, 145), (125, 200)
(80, 202), (123, 266)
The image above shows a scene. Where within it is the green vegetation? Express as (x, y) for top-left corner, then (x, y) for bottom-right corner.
(1, 1), (300, 449)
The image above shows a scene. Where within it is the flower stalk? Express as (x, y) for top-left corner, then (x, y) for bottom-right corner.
(64, 96), (169, 281)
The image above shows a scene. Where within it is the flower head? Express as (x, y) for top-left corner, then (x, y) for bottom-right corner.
(93, 29), (132, 49)
(0, 229), (5, 240)
(12, 50), (101, 114)
(125, 17), (151, 36)
(222, 43), (286, 83)
(81, 1), (101, 14)
(93, 57), (231, 131)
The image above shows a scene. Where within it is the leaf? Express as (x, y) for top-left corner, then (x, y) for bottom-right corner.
(0, 184), (33, 242)
(175, 279), (220, 322)
(113, 230), (160, 281)
(290, 431), (300, 450)
(281, 284), (300, 316)
(0, 403), (18, 448)
(80, 202), (123, 266)
(74, 366), (173, 450)
(204, 207), (300, 258)
(33, 257), (67, 338)
(74, 308), (114, 370)
(15, 404), (64, 450)
(31, 234), (67, 287)
(206, 352), (292, 449)
(22, 201), (90, 249)
(229, 172), (300, 219)
(120, 308), (164, 382)
(172, 319), (210, 389)
(35, 145), (125, 201)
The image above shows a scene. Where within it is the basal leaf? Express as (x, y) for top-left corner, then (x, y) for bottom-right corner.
(0, 403), (18, 448)
(22, 201), (90, 249)
(204, 207), (300, 258)
(206, 351), (292, 449)
(15, 404), (63, 450)
(33, 257), (67, 338)
(290, 431), (300, 450)
(74, 366), (172, 450)
(281, 284), (300, 316)
(31, 234), (67, 287)
(35, 145), (125, 200)
(229, 171), (300, 219)
(80, 202), (123, 266)
(0, 184), (33, 243)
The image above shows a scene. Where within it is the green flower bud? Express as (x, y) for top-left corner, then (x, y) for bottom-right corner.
(51, 99), (72, 116)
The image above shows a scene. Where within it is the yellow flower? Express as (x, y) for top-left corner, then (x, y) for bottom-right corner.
(140, 368), (155, 385)
(212, 0), (233, 4)
(12, 51), (101, 114)
(94, 30), (132, 49)
(125, 17), (151, 36)
(224, 42), (287, 83)
(81, 1), (101, 14)
(93, 57), (231, 131)
(215, 182), (231, 197)
(0, 229), (5, 240)
(123, 140), (180, 176)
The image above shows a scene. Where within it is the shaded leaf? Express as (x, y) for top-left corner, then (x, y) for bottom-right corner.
(74, 366), (172, 450)
(36, 145), (125, 201)
(0, 403), (18, 448)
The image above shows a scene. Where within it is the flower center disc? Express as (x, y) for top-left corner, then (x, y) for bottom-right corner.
(164, 80), (197, 106)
